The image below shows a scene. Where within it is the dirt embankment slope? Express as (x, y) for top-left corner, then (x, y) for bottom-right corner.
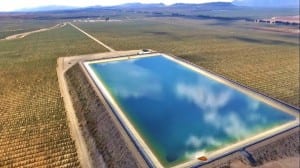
(65, 63), (147, 168)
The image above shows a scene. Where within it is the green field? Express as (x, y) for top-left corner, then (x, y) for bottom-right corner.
(0, 24), (107, 167)
(74, 18), (299, 107)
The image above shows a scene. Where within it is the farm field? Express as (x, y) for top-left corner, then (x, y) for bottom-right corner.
(0, 8), (299, 167)
(0, 19), (60, 39)
(74, 18), (299, 107)
(0, 23), (107, 167)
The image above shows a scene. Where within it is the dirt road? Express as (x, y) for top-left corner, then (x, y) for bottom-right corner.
(57, 58), (94, 168)
(2, 23), (66, 40)
(68, 22), (115, 52)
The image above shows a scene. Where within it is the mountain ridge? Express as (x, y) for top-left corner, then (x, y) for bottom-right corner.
(16, 5), (81, 12)
(10, 1), (299, 13)
(233, 0), (300, 8)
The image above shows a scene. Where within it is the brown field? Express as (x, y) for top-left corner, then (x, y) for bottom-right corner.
(0, 24), (107, 167)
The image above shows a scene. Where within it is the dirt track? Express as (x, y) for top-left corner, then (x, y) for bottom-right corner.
(68, 22), (116, 52)
(57, 57), (94, 168)
(1, 23), (66, 40)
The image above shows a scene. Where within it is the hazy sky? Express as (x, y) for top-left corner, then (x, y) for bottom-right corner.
(0, 0), (233, 11)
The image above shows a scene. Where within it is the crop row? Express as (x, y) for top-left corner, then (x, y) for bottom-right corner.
(0, 24), (106, 167)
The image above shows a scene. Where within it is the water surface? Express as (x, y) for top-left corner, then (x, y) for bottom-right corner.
(88, 55), (296, 167)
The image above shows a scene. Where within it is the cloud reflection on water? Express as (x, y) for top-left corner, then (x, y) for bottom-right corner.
(176, 81), (232, 110)
(96, 59), (162, 99)
(175, 79), (260, 158)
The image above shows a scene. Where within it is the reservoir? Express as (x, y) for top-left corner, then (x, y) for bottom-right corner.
(84, 54), (298, 168)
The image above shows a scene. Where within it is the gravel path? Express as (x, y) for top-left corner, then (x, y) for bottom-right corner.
(57, 58), (94, 168)
(68, 22), (115, 52)
(1, 23), (66, 40)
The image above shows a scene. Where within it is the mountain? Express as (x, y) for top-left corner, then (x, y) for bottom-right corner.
(110, 2), (237, 10)
(171, 2), (235, 7)
(16, 5), (80, 12)
(170, 2), (237, 10)
(113, 3), (165, 8)
(233, 0), (300, 8)
(14, 2), (236, 12)
(9, 1), (300, 12)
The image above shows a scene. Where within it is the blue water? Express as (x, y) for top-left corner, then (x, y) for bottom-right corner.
(89, 55), (296, 167)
